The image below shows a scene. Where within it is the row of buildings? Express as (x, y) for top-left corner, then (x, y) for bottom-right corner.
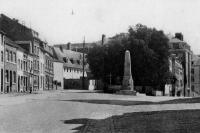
(1, 14), (200, 97)
(0, 14), (54, 93)
(0, 14), (90, 93)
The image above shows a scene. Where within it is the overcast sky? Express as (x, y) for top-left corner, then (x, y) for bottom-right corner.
(0, 0), (200, 54)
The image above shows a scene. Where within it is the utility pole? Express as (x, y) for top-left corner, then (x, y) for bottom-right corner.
(82, 37), (85, 90)
(109, 73), (112, 85)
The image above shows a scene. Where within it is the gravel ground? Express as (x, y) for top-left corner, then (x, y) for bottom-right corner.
(0, 90), (199, 133)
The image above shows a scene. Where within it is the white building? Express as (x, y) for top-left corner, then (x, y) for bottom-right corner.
(53, 47), (88, 80)
(53, 60), (64, 90)
(39, 44), (45, 91)
(17, 48), (24, 92)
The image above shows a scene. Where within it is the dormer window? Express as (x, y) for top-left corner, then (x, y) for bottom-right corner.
(77, 60), (80, 65)
(70, 58), (74, 64)
(173, 43), (179, 49)
(63, 57), (67, 63)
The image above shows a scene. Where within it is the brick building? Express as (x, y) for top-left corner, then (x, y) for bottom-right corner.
(0, 14), (41, 91)
(4, 37), (17, 93)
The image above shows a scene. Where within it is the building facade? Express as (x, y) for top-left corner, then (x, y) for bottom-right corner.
(39, 43), (45, 91)
(44, 47), (54, 90)
(169, 33), (192, 97)
(191, 55), (200, 96)
(0, 31), (5, 93)
(4, 37), (17, 93)
(53, 60), (64, 90)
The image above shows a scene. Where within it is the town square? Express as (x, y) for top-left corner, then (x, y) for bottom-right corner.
(1, 0), (200, 132)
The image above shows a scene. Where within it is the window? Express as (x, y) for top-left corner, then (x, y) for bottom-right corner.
(25, 62), (28, 71)
(191, 68), (194, 74)
(37, 47), (39, 55)
(31, 61), (33, 71)
(13, 71), (16, 83)
(191, 85), (195, 91)
(6, 50), (9, 61)
(63, 57), (67, 63)
(13, 52), (16, 63)
(10, 51), (13, 62)
(192, 61), (194, 65)
(18, 59), (20, 69)
(191, 76), (195, 82)
(37, 61), (39, 70)
(173, 43), (180, 49)
(21, 60), (23, 70)
(23, 61), (25, 71)
(70, 58), (74, 64)
(0, 35), (3, 45)
(40, 63), (41, 72)
(1, 51), (3, 62)
(5, 70), (9, 82)
(21, 76), (23, 85)
(34, 46), (36, 54)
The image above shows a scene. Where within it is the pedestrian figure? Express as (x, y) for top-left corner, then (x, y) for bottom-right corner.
(30, 87), (32, 93)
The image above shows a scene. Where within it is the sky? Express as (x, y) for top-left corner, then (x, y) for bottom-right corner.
(0, 0), (200, 54)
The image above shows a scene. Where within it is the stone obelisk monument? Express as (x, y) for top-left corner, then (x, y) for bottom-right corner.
(118, 50), (135, 95)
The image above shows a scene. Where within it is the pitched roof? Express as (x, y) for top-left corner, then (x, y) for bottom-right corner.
(169, 37), (186, 44)
(53, 47), (89, 70)
(0, 14), (40, 42)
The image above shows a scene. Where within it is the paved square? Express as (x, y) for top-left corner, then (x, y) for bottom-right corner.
(0, 90), (199, 133)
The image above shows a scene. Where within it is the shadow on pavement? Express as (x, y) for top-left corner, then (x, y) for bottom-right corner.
(61, 109), (200, 133)
(58, 97), (200, 106)
(60, 99), (153, 106)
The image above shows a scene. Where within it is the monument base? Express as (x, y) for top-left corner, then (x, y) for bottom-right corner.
(116, 90), (136, 95)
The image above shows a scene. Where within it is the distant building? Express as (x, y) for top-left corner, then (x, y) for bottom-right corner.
(39, 42), (45, 91)
(0, 31), (5, 93)
(0, 14), (40, 91)
(53, 45), (90, 89)
(53, 46), (88, 79)
(166, 55), (184, 96)
(169, 33), (192, 97)
(53, 60), (64, 90)
(191, 55), (200, 96)
(4, 37), (17, 93)
(42, 42), (54, 90)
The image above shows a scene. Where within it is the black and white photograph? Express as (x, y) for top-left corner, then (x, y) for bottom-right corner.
(0, 0), (200, 132)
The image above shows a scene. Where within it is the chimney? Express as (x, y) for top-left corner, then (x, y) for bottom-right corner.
(175, 33), (183, 41)
(59, 45), (63, 52)
(67, 42), (71, 50)
(13, 18), (19, 23)
(102, 34), (105, 45)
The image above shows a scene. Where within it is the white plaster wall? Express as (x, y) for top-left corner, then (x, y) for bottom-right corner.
(39, 50), (45, 91)
(0, 34), (4, 92)
(54, 62), (64, 89)
(17, 50), (24, 76)
(63, 68), (87, 79)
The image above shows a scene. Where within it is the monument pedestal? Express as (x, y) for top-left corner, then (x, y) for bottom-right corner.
(116, 90), (136, 95)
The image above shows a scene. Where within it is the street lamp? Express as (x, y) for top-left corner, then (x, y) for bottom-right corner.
(82, 37), (85, 90)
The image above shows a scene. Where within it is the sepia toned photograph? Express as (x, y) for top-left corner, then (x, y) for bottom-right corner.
(0, 0), (200, 132)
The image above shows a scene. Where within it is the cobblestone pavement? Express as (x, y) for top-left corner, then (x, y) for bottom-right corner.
(0, 90), (199, 133)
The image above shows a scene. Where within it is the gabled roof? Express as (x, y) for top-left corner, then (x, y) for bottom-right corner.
(0, 14), (40, 42)
(53, 46), (89, 70)
(169, 38), (186, 44)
